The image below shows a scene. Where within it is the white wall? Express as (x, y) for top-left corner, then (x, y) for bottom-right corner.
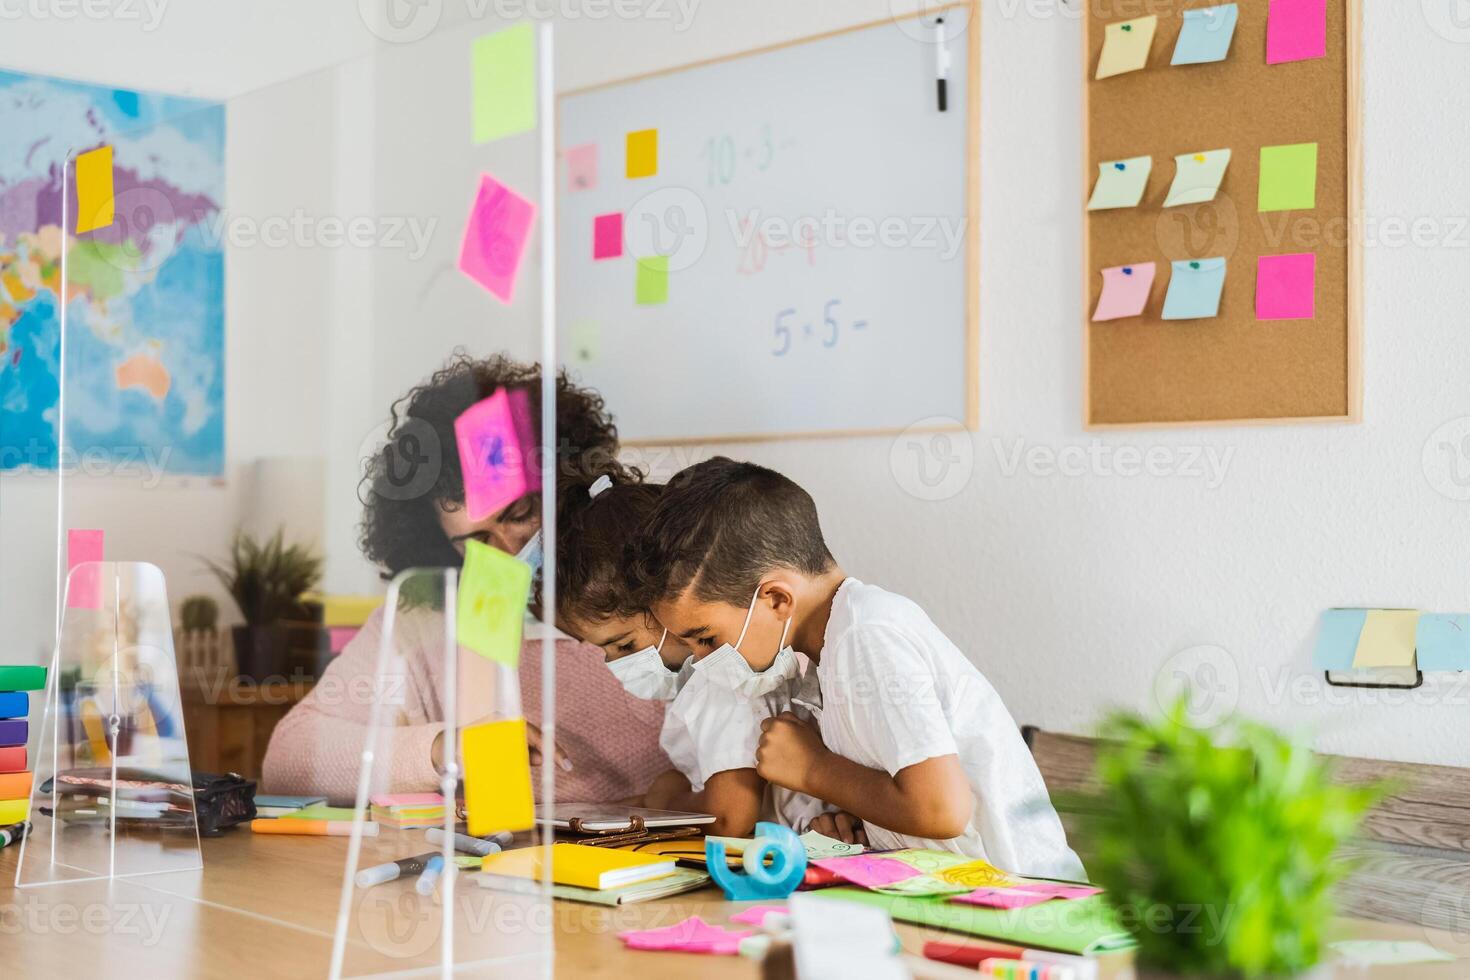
(4, 1), (1468, 769)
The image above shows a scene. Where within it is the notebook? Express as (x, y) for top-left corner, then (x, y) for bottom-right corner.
(480, 842), (676, 890)
(477, 866), (711, 905)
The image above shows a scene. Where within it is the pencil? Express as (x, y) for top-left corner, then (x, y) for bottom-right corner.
(251, 819), (378, 837)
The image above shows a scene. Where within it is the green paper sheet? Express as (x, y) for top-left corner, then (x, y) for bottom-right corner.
(472, 23), (536, 144)
(457, 539), (532, 666)
(0, 666), (47, 691)
(1258, 142), (1318, 212)
(821, 889), (1135, 956)
(635, 255), (669, 305)
(1330, 940), (1455, 966)
(281, 806), (358, 822)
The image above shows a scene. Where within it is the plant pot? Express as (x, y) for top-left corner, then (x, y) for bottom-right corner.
(232, 625), (289, 683)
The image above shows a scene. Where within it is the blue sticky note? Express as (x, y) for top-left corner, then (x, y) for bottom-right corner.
(1313, 609), (1367, 670)
(1162, 258), (1227, 320)
(1171, 4), (1239, 65)
(1416, 614), (1470, 671)
(0, 691), (25, 719)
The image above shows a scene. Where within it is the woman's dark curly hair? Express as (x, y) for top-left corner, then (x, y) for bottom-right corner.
(358, 350), (636, 579)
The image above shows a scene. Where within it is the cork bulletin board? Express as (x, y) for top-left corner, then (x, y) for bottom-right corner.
(1084, 0), (1361, 428)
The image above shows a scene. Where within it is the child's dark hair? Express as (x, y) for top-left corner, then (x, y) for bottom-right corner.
(357, 350), (627, 578)
(556, 477), (662, 624)
(627, 457), (835, 608)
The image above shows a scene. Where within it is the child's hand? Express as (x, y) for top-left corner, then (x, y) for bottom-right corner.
(756, 712), (828, 794)
(807, 811), (868, 847)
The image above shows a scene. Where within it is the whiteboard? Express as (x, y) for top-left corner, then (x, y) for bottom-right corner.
(557, 6), (977, 443)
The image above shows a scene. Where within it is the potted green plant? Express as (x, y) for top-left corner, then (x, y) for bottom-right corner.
(203, 529), (322, 683)
(1074, 701), (1387, 979)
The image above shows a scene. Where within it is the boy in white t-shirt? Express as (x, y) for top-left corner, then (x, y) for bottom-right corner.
(629, 457), (1084, 880)
(556, 475), (826, 836)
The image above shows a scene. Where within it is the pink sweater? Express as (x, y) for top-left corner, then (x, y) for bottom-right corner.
(262, 607), (670, 805)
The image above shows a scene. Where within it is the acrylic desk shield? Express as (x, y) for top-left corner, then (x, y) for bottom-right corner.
(329, 568), (551, 978)
(16, 561), (202, 886)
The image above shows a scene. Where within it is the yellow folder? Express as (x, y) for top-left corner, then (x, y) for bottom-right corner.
(481, 843), (675, 890)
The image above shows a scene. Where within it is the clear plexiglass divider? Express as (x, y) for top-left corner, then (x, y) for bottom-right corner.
(329, 567), (551, 978)
(16, 560), (202, 886)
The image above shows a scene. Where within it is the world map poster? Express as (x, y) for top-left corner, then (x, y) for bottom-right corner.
(0, 70), (225, 476)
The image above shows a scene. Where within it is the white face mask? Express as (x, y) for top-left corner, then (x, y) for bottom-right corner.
(694, 587), (799, 698)
(605, 629), (689, 701)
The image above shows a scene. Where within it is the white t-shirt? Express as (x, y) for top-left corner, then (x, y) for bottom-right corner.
(660, 661), (828, 831)
(816, 578), (1084, 880)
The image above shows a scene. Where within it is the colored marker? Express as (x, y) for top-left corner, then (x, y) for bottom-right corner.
(251, 819), (377, 837)
(426, 826), (503, 856)
(416, 855), (445, 895)
(0, 822), (30, 849)
(356, 852), (441, 889)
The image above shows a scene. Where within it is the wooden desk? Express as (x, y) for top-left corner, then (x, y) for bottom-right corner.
(2, 833), (1465, 978)
(179, 677), (314, 780)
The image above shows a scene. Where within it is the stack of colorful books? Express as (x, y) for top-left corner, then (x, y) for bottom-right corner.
(0, 665), (46, 827)
(369, 792), (446, 829)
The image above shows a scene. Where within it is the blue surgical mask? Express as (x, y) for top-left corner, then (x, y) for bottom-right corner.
(515, 530), (543, 578)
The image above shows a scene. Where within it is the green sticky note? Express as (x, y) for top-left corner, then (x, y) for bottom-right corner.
(571, 318), (600, 363)
(635, 255), (669, 305)
(281, 805), (357, 822)
(472, 23), (536, 144)
(1258, 142), (1317, 212)
(457, 539), (532, 666)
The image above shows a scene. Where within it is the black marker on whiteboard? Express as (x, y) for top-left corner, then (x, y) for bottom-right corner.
(934, 17), (951, 112)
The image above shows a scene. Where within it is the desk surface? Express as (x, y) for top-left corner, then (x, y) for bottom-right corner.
(2, 833), (1465, 978)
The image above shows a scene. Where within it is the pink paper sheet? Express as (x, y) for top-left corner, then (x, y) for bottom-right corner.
(66, 529), (104, 610)
(952, 882), (1103, 910)
(593, 212), (623, 260)
(1092, 262), (1156, 321)
(619, 916), (752, 955)
(566, 143), (598, 191)
(1266, 0), (1327, 65)
(457, 174), (536, 304)
(729, 905), (787, 926)
(1256, 252), (1316, 320)
(455, 389), (532, 522)
(811, 855), (922, 889)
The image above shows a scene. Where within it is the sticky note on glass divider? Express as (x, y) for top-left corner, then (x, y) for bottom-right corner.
(635, 255), (669, 305)
(1416, 614), (1470, 671)
(1266, 0), (1327, 65)
(1095, 15), (1157, 79)
(457, 540), (532, 666)
(454, 387), (539, 522)
(1164, 150), (1231, 207)
(1171, 4), (1239, 65)
(1087, 156), (1152, 211)
(1092, 263), (1156, 322)
(471, 22), (536, 144)
(463, 718), (535, 835)
(593, 212), (623, 260)
(565, 142), (597, 192)
(75, 145), (115, 234)
(1311, 608), (1367, 670)
(1258, 142), (1318, 212)
(1256, 252), (1315, 321)
(1162, 258), (1226, 320)
(67, 528), (105, 609)
(1353, 610), (1419, 669)
(458, 174), (536, 303)
(626, 128), (658, 179)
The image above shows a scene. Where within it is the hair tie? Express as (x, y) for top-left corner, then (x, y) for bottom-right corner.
(589, 474), (614, 499)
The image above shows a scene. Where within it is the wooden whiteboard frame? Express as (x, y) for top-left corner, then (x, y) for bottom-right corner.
(1081, 0), (1362, 430)
(557, 1), (980, 446)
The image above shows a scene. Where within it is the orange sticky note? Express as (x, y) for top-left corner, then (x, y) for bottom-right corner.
(75, 145), (115, 234)
(626, 128), (658, 179)
(464, 718), (535, 836)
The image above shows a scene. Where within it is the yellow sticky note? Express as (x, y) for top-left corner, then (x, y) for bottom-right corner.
(464, 718), (535, 835)
(472, 23), (537, 144)
(1096, 15), (1158, 79)
(626, 128), (658, 179)
(935, 859), (1016, 889)
(457, 539), (532, 666)
(1352, 610), (1419, 668)
(75, 145), (115, 234)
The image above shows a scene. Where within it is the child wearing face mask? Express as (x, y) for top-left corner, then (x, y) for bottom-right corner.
(557, 474), (828, 838)
(627, 458), (1085, 881)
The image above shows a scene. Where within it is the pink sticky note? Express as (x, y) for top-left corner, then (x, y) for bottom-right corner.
(1091, 262), (1156, 322)
(369, 793), (444, 807)
(811, 855), (922, 889)
(327, 627), (358, 654)
(457, 174), (536, 304)
(566, 143), (597, 192)
(729, 905), (787, 926)
(593, 212), (623, 260)
(66, 529), (104, 610)
(1256, 252), (1316, 320)
(952, 888), (1054, 910)
(455, 389), (537, 522)
(1266, 0), (1327, 64)
(619, 916), (751, 954)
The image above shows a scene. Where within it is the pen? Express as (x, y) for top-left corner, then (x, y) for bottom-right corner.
(0, 822), (30, 848)
(251, 819), (377, 837)
(933, 16), (951, 112)
(426, 826), (504, 856)
(416, 855), (445, 896)
(356, 851), (441, 888)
